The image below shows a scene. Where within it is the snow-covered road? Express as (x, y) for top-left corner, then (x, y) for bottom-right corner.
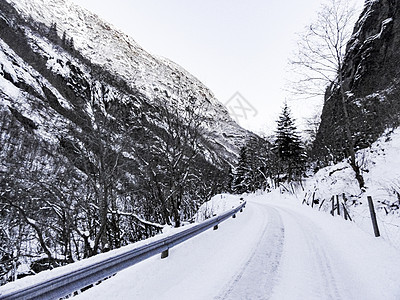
(75, 192), (400, 299)
(217, 203), (283, 299)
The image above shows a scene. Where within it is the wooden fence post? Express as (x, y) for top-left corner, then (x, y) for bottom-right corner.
(342, 204), (353, 221)
(13, 260), (17, 282)
(318, 199), (325, 211)
(367, 196), (380, 237)
(343, 204), (347, 220)
(331, 196), (335, 216)
(336, 195), (340, 216)
(302, 192), (307, 205)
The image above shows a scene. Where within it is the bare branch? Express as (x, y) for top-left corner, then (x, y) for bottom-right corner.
(288, 0), (358, 98)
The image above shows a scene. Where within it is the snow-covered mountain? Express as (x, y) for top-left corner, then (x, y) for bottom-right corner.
(0, 0), (253, 281)
(0, 0), (249, 162)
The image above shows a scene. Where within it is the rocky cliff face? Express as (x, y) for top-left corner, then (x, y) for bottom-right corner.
(314, 0), (400, 163)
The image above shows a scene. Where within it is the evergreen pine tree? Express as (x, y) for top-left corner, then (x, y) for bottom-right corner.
(48, 22), (58, 42)
(69, 37), (74, 50)
(273, 103), (306, 181)
(226, 166), (234, 193)
(231, 136), (272, 194)
(231, 146), (250, 194)
(62, 31), (67, 46)
(245, 136), (269, 192)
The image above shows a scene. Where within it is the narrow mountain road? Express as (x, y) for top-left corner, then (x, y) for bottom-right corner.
(75, 193), (400, 300)
(216, 198), (348, 300)
(216, 204), (284, 299)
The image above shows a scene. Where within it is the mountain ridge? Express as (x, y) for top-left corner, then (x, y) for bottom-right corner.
(0, 0), (253, 279)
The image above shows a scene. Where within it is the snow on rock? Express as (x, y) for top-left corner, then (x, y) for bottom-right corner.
(307, 127), (400, 205)
(4, 0), (250, 163)
(0, 40), (43, 100)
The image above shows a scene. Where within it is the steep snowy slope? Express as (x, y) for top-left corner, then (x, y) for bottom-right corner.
(5, 0), (247, 156)
(0, 0), (253, 283)
(298, 127), (400, 249)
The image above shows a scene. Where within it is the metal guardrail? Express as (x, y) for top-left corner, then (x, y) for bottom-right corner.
(0, 201), (246, 300)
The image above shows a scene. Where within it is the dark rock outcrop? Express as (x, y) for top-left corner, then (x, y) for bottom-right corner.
(314, 0), (400, 164)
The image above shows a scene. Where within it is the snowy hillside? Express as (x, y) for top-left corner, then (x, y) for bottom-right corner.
(291, 127), (400, 249)
(5, 0), (247, 157)
(0, 0), (254, 284)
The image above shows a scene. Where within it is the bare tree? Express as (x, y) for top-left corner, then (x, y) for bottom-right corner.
(303, 108), (322, 146)
(289, 0), (358, 96)
(289, 0), (365, 188)
(140, 97), (205, 228)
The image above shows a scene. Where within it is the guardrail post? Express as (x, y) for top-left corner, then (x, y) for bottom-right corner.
(232, 214), (236, 219)
(367, 196), (380, 237)
(161, 249), (169, 259)
(213, 224), (219, 230)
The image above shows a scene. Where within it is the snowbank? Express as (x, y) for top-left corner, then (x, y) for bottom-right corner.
(252, 191), (400, 300)
(194, 193), (244, 222)
(0, 194), (243, 296)
(72, 192), (400, 299)
(287, 128), (400, 249)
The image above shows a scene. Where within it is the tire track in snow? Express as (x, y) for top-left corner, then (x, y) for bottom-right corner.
(270, 206), (346, 300)
(217, 203), (284, 300)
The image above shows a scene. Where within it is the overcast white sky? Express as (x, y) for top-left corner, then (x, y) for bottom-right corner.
(71, 0), (363, 135)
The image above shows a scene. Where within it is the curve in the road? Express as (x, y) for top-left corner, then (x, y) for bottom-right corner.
(73, 194), (400, 300)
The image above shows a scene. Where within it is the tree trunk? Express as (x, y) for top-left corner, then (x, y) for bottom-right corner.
(338, 72), (365, 189)
(93, 186), (108, 254)
(173, 197), (181, 228)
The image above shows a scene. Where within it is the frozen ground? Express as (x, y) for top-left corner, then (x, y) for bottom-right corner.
(73, 192), (400, 300)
